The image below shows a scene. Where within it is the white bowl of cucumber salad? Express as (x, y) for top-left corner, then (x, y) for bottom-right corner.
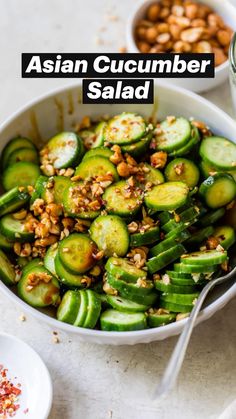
(0, 82), (235, 345)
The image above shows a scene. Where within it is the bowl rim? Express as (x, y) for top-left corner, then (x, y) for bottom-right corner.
(0, 79), (236, 340)
(126, 0), (236, 74)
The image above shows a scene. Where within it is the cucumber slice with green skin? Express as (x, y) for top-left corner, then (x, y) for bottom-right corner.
(200, 160), (236, 181)
(0, 187), (29, 217)
(150, 230), (190, 257)
(103, 181), (143, 217)
(57, 290), (80, 324)
(165, 158), (200, 188)
(58, 233), (97, 274)
(154, 278), (197, 294)
(63, 181), (101, 219)
(165, 222), (193, 239)
(105, 257), (147, 283)
(138, 163), (165, 188)
(55, 252), (86, 288)
(214, 225), (236, 250)
(160, 300), (193, 313)
(0, 249), (16, 286)
(181, 249), (227, 266)
(167, 273), (201, 286)
(22, 258), (43, 274)
(44, 132), (84, 169)
(44, 245), (58, 276)
(41, 176), (71, 205)
(168, 126), (200, 157)
(174, 263), (217, 273)
(1, 137), (36, 170)
(147, 312), (176, 327)
(161, 292), (199, 306)
(162, 207), (199, 233)
(0, 214), (34, 243)
(200, 136), (236, 171)
(6, 147), (39, 167)
(105, 113), (146, 145)
(92, 121), (106, 148)
(146, 244), (186, 274)
(145, 182), (189, 211)
(17, 256), (30, 269)
(106, 295), (149, 313)
(100, 309), (147, 331)
(121, 134), (151, 158)
(158, 203), (190, 225)
(83, 290), (101, 329)
(74, 290), (88, 327)
(155, 117), (191, 152)
(197, 208), (225, 227)
(75, 156), (119, 181)
(0, 232), (14, 251)
(186, 226), (214, 246)
(30, 176), (48, 205)
(18, 265), (60, 308)
(79, 128), (97, 149)
(106, 275), (158, 305)
(2, 162), (41, 191)
(82, 147), (112, 161)
(199, 173), (236, 209)
(90, 215), (129, 257)
(130, 226), (159, 247)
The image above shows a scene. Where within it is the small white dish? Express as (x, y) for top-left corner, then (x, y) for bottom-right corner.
(126, 0), (236, 93)
(0, 333), (52, 419)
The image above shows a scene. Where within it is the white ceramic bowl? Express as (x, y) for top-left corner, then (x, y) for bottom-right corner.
(126, 0), (236, 93)
(0, 333), (52, 419)
(0, 82), (236, 345)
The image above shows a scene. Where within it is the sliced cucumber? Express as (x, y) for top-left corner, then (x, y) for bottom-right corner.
(174, 263), (217, 273)
(168, 125), (200, 157)
(200, 136), (236, 170)
(186, 226), (214, 247)
(100, 309), (147, 331)
(103, 180), (143, 217)
(199, 174), (236, 209)
(30, 176), (48, 205)
(146, 244), (186, 274)
(41, 175), (71, 204)
(74, 290), (88, 326)
(82, 147), (112, 161)
(83, 290), (101, 328)
(18, 265), (60, 307)
(63, 181), (101, 219)
(90, 215), (129, 257)
(57, 290), (80, 324)
(155, 117), (191, 152)
(181, 249), (227, 266)
(166, 271), (199, 286)
(130, 226), (159, 247)
(0, 249), (16, 286)
(106, 295), (149, 312)
(75, 156), (118, 181)
(150, 230), (190, 257)
(144, 182), (189, 211)
(0, 232), (14, 251)
(160, 292), (199, 306)
(58, 233), (97, 274)
(165, 158), (200, 188)
(92, 121), (106, 148)
(105, 113), (146, 145)
(154, 278), (197, 294)
(121, 134), (151, 158)
(137, 163), (165, 187)
(214, 225), (236, 250)
(6, 147), (39, 166)
(0, 187), (29, 217)
(160, 300), (193, 313)
(43, 132), (84, 169)
(105, 257), (147, 282)
(0, 214), (34, 242)
(1, 137), (36, 170)
(55, 251), (87, 288)
(162, 207), (199, 233)
(44, 245), (58, 276)
(2, 162), (41, 191)
(197, 208), (225, 227)
(147, 312), (176, 327)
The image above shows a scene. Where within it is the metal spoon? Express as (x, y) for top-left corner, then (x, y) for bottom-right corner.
(153, 264), (236, 399)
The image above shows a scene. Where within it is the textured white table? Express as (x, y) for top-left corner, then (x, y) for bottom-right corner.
(0, 1), (236, 418)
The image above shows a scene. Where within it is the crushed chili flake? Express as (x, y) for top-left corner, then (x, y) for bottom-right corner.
(0, 365), (23, 418)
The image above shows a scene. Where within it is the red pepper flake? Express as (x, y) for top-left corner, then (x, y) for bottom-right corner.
(0, 365), (22, 417)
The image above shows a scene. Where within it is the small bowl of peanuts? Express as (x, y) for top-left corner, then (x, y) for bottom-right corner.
(126, 0), (236, 92)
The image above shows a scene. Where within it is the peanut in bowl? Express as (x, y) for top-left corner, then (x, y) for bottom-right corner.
(126, 0), (236, 92)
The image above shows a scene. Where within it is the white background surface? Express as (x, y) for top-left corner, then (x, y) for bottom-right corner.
(0, 1), (236, 418)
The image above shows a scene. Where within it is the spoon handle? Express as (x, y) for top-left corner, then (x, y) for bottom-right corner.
(153, 278), (216, 399)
